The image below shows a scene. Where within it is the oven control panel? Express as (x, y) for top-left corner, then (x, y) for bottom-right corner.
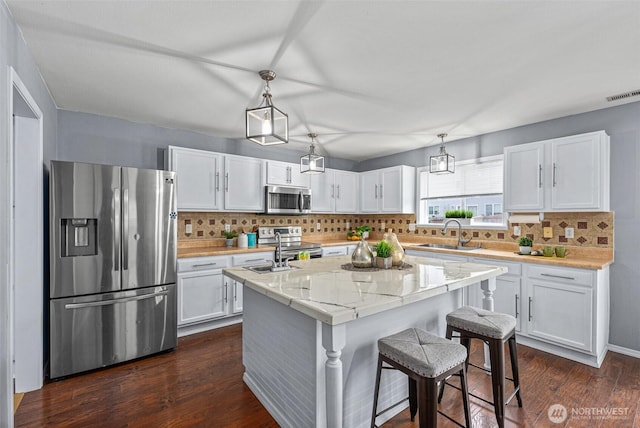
(258, 226), (302, 239)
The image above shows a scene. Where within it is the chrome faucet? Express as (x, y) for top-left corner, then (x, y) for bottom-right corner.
(270, 232), (291, 271)
(441, 219), (472, 247)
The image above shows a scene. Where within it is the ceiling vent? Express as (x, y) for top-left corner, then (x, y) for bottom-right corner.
(606, 89), (640, 102)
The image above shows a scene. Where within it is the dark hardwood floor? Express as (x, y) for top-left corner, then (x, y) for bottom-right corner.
(15, 324), (640, 427)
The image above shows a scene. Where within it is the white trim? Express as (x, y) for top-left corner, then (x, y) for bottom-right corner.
(607, 344), (640, 359)
(8, 66), (44, 394)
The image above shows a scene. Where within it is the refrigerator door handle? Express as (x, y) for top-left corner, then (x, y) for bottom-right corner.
(114, 188), (121, 271)
(123, 188), (129, 270)
(64, 290), (169, 309)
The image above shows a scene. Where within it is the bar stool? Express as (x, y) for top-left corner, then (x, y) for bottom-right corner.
(438, 306), (523, 428)
(371, 328), (471, 428)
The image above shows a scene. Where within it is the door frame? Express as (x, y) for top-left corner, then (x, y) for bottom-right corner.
(6, 65), (44, 404)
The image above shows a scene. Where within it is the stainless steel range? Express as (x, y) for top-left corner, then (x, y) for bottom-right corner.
(258, 226), (322, 260)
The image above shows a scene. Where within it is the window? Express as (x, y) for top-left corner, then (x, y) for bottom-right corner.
(417, 155), (505, 227)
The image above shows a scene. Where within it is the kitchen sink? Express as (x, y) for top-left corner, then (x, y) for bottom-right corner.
(416, 243), (480, 251)
(245, 264), (300, 274)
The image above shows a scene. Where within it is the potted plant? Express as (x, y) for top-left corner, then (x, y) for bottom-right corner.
(223, 230), (238, 247)
(375, 240), (393, 269)
(445, 209), (473, 224)
(357, 224), (372, 239)
(518, 236), (533, 255)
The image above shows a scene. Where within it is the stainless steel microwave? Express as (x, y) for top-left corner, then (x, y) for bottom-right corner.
(264, 185), (311, 215)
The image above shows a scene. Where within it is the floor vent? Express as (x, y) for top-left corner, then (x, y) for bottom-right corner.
(606, 89), (640, 102)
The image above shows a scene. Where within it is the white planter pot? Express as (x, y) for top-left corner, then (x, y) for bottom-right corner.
(519, 246), (531, 255)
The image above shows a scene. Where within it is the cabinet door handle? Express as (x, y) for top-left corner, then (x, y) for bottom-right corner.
(552, 162), (557, 187)
(379, 184), (383, 199)
(528, 297), (533, 321)
(215, 172), (220, 191)
(540, 273), (575, 280)
(538, 164), (542, 188)
(234, 282), (238, 302)
(336, 185), (340, 199)
(374, 184), (378, 199)
(331, 184), (334, 198)
(225, 172), (229, 191)
(515, 294), (519, 318)
(224, 283), (228, 303)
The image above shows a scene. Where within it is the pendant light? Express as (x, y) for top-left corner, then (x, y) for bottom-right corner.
(245, 70), (289, 145)
(430, 133), (455, 173)
(300, 133), (325, 173)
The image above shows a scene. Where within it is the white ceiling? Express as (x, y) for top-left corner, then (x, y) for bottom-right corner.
(6, 1), (640, 161)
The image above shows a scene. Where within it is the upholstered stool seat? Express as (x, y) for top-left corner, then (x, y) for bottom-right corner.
(439, 306), (523, 428)
(371, 328), (471, 428)
(446, 306), (517, 339)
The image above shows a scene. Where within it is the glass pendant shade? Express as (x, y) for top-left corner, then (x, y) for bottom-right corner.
(300, 133), (325, 173)
(245, 70), (288, 146)
(430, 133), (455, 173)
(246, 105), (288, 145)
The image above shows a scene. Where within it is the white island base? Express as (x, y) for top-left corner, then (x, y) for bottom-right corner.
(243, 285), (463, 428)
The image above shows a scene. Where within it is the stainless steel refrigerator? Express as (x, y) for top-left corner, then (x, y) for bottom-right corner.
(49, 160), (177, 378)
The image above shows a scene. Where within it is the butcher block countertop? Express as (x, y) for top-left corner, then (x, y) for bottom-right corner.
(178, 237), (613, 270)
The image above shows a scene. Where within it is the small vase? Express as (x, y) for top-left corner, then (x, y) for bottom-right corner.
(225, 238), (234, 247)
(351, 236), (373, 268)
(375, 256), (392, 269)
(384, 229), (405, 266)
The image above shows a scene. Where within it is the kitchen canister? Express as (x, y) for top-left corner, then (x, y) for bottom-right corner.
(238, 233), (248, 249)
(247, 232), (257, 248)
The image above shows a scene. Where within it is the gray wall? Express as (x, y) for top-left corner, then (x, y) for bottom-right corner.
(57, 110), (357, 171)
(358, 100), (640, 352)
(1, 1), (59, 425)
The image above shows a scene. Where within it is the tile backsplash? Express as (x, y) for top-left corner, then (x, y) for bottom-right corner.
(178, 211), (613, 248)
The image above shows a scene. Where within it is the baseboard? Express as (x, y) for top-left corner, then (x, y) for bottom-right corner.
(607, 344), (640, 359)
(177, 315), (242, 337)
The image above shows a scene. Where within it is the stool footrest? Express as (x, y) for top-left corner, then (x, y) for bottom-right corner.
(468, 362), (517, 384)
(374, 396), (409, 421)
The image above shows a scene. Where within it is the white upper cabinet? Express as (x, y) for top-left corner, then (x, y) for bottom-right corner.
(504, 131), (610, 212)
(310, 169), (358, 213)
(266, 160), (309, 188)
(168, 146), (222, 211)
(168, 147), (265, 212)
(224, 155), (264, 211)
(360, 165), (415, 213)
(334, 170), (359, 213)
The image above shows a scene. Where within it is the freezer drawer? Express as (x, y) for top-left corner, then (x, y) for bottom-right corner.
(50, 284), (177, 379)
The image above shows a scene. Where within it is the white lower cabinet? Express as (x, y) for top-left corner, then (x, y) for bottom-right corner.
(177, 256), (229, 326)
(524, 264), (596, 353)
(177, 251), (274, 336)
(410, 250), (609, 367)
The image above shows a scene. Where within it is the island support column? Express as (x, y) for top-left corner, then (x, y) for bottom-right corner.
(322, 323), (346, 428)
(480, 277), (497, 369)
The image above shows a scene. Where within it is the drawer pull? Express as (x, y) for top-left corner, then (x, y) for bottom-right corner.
(192, 262), (219, 268)
(528, 297), (533, 321)
(242, 258), (264, 263)
(540, 273), (575, 281)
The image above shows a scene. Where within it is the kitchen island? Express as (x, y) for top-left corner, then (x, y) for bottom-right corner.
(223, 255), (507, 428)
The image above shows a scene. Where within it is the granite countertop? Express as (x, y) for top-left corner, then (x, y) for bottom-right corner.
(222, 255), (507, 325)
(178, 238), (613, 270)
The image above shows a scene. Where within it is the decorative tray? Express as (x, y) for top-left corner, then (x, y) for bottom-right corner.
(340, 263), (413, 272)
(513, 251), (544, 256)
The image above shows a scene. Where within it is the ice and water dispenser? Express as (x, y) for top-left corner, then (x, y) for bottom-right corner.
(61, 218), (97, 257)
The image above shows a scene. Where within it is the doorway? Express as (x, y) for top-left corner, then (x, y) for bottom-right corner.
(9, 67), (44, 397)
